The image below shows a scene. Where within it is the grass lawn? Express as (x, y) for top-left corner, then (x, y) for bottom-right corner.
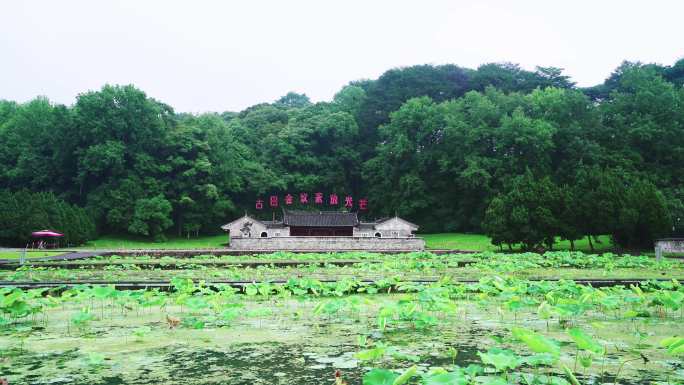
(0, 251), (65, 260)
(77, 234), (228, 250)
(422, 233), (614, 252)
(73, 233), (616, 252)
(421, 233), (498, 251)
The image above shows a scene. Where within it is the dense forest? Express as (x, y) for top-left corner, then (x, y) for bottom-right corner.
(0, 59), (682, 248)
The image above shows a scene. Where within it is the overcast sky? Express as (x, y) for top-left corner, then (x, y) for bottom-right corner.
(2, 1), (683, 113)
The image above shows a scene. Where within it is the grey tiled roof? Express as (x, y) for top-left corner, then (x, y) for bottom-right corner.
(283, 210), (359, 227)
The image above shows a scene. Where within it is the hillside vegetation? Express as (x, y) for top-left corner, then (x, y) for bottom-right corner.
(1, 60), (682, 249)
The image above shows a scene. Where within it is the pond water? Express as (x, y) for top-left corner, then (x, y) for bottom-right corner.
(1, 296), (682, 384)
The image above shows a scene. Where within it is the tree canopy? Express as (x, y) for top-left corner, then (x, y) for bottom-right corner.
(0, 58), (682, 248)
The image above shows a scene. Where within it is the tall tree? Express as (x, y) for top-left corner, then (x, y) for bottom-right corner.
(275, 92), (312, 109)
(483, 172), (563, 251)
(73, 85), (175, 235)
(356, 64), (471, 158)
(613, 180), (671, 249)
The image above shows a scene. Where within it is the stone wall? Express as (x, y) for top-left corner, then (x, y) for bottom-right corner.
(229, 236), (425, 251)
(655, 238), (684, 259)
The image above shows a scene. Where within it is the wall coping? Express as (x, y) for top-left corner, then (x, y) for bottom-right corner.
(230, 236), (423, 240)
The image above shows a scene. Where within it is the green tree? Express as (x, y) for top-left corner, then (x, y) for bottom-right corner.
(275, 92), (312, 109)
(72, 85), (175, 236)
(363, 97), (447, 227)
(571, 167), (624, 251)
(356, 64), (472, 158)
(0, 190), (95, 246)
(333, 85), (367, 117)
(483, 172), (563, 251)
(613, 180), (670, 249)
(481, 196), (516, 251)
(128, 195), (173, 241)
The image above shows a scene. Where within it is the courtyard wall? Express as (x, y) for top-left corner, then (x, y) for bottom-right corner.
(229, 236), (425, 251)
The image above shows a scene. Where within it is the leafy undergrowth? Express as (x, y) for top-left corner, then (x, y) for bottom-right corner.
(3, 251), (682, 283)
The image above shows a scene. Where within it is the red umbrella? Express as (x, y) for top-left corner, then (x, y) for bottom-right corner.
(31, 230), (64, 237)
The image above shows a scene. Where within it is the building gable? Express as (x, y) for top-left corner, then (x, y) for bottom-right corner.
(374, 216), (419, 232)
(221, 215), (267, 238)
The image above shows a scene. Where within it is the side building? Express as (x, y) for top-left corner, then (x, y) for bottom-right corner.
(221, 210), (425, 251)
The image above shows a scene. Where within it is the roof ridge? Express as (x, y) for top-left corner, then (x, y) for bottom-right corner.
(283, 209), (359, 227)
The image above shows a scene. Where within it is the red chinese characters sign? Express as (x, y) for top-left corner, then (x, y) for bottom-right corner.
(255, 193), (368, 210)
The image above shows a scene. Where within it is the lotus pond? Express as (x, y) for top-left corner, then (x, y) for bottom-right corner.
(2, 273), (684, 385)
(2, 251), (683, 283)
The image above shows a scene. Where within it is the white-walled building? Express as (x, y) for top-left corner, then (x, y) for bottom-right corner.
(221, 210), (423, 251)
